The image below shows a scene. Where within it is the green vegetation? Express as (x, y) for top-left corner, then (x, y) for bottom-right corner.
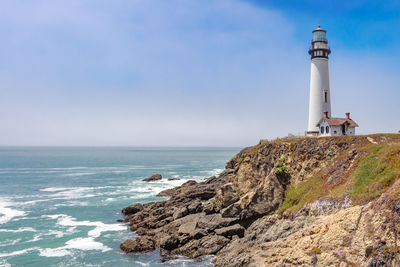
(274, 156), (287, 176)
(279, 144), (400, 214)
(350, 145), (400, 203)
(279, 172), (325, 214)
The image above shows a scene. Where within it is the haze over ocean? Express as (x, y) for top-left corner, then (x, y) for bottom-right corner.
(0, 147), (239, 266)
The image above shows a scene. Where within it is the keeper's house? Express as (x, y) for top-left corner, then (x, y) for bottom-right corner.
(317, 111), (359, 136)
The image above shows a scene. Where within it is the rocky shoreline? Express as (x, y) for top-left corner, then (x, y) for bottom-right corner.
(119, 134), (400, 266)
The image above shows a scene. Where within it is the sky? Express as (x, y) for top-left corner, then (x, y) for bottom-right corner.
(0, 0), (399, 147)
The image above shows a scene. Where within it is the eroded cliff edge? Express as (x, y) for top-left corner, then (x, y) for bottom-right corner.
(120, 134), (400, 266)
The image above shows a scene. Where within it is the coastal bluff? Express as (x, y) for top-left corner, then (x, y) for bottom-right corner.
(120, 134), (400, 266)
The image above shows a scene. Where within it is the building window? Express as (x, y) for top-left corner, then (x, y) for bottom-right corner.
(321, 126), (324, 134)
(334, 130), (337, 134)
(324, 91), (328, 103)
(326, 126), (329, 134)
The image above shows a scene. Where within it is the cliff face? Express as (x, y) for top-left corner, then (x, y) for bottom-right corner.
(121, 134), (400, 267)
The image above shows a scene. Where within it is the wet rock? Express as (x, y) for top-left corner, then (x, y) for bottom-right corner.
(122, 203), (143, 216)
(120, 236), (155, 253)
(173, 235), (230, 258)
(135, 227), (148, 235)
(167, 177), (180, 181)
(159, 235), (180, 250)
(215, 224), (245, 238)
(142, 174), (162, 182)
(197, 214), (238, 231)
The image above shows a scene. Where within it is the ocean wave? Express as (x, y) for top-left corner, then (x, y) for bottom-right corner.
(134, 261), (149, 266)
(0, 227), (36, 233)
(40, 187), (74, 192)
(0, 238), (21, 247)
(0, 247), (39, 258)
(62, 172), (95, 177)
(0, 259), (11, 267)
(45, 187), (96, 200)
(0, 199), (27, 224)
(38, 214), (126, 257)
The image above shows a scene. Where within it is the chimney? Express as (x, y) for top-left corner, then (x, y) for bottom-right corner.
(345, 112), (350, 119)
(324, 111), (329, 119)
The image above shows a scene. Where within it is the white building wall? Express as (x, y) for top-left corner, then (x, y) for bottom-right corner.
(318, 120), (356, 136)
(318, 120), (332, 136)
(308, 58), (331, 132)
(347, 127), (356, 135)
(331, 126), (342, 136)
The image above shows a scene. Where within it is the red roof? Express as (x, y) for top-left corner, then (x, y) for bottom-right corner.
(317, 117), (359, 127)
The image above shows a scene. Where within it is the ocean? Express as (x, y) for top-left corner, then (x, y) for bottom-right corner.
(0, 147), (239, 267)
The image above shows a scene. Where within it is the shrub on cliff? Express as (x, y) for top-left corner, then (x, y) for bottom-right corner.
(274, 156), (287, 176)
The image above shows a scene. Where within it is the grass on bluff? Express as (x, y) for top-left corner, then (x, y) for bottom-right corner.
(279, 172), (326, 214)
(279, 144), (400, 214)
(350, 145), (400, 203)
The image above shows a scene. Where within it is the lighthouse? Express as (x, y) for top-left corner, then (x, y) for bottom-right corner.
(307, 26), (331, 135)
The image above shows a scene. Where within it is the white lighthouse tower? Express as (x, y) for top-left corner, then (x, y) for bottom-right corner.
(307, 26), (331, 136)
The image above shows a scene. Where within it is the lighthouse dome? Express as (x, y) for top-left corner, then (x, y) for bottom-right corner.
(312, 25), (327, 33)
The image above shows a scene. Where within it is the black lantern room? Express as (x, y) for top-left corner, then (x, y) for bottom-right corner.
(308, 25), (331, 59)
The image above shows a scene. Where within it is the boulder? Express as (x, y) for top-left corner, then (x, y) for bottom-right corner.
(214, 183), (239, 209)
(173, 206), (189, 220)
(167, 177), (180, 181)
(159, 235), (180, 250)
(187, 200), (202, 214)
(173, 235), (230, 258)
(142, 174), (162, 182)
(135, 227), (148, 235)
(215, 224), (245, 238)
(197, 214), (238, 231)
(122, 203), (143, 216)
(120, 236), (155, 253)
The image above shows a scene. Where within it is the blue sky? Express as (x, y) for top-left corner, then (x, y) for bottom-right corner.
(0, 0), (399, 146)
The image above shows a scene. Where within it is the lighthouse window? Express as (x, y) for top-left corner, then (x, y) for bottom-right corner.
(326, 126), (329, 134)
(321, 126), (324, 134)
(324, 91), (328, 103)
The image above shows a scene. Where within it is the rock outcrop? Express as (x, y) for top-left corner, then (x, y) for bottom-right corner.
(142, 174), (162, 182)
(120, 134), (400, 266)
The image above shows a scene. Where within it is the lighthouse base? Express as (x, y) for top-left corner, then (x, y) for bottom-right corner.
(306, 131), (319, 137)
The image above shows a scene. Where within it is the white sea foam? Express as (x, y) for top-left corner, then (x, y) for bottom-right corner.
(62, 172), (95, 177)
(54, 201), (90, 207)
(26, 235), (42, 243)
(0, 199), (27, 224)
(39, 214), (126, 257)
(0, 247), (39, 258)
(208, 168), (224, 177)
(39, 248), (71, 257)
(46, 187), (96, 200)
(39, 237), (110, 257)
(0, 227), (36, 233)
(0, 238), (21, 247)
(0, 259), (11, 267)
(134, 261), (149, 266)
(40, 187), (74, 192)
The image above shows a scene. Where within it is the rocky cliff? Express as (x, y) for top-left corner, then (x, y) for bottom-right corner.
(120, 134), (400, 266)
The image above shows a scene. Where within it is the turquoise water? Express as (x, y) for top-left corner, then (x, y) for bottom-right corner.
(0, 147), (239, 267)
